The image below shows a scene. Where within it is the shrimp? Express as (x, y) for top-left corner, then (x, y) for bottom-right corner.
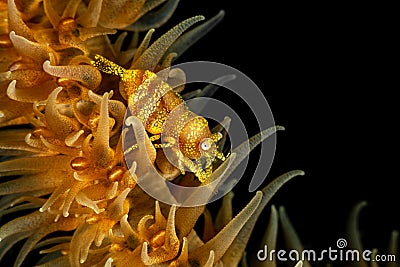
(91, 54), (227, 182)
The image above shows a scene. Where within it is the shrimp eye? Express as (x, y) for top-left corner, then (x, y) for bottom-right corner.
(200, 138), (213, 152)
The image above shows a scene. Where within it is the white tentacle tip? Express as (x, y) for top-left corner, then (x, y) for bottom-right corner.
(105, 257), (113, 267)
(43, 60), (51, 68)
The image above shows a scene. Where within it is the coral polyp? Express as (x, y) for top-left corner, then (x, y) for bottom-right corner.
(0, 0), (303, 266)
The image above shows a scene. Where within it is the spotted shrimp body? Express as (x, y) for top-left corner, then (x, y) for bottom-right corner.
(91, 55), (226, 182)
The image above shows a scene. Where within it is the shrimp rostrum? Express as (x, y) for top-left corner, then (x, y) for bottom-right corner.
(91, 55), (227, 183)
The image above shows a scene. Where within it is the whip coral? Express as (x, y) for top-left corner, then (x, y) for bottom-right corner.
(0, 0), (304, 266)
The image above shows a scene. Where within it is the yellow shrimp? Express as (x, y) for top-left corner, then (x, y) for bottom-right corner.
(91, 55), (227, 182)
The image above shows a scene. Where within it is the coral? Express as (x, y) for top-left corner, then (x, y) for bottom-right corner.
(0, 0), (305, 266)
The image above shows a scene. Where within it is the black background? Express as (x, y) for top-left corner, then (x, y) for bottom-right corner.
(165, 0), (399, 262)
